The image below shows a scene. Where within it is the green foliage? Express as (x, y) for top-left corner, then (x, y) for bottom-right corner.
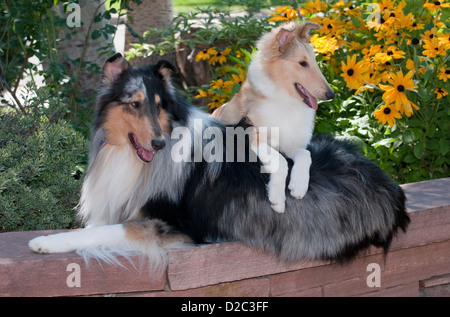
(0, 85), (88, 232)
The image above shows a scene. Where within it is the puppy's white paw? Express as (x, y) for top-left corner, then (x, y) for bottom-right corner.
(268, 179), (286, 213)
(288, 176), (309, 200)
(29, 234), (74, 254)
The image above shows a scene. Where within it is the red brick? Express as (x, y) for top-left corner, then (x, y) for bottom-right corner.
(167, 242), (329, 291)
(0, 231), (166, 296)
(131, 278), (270, 297)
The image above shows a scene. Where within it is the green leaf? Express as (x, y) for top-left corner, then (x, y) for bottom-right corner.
(439, 138), (449, 156)
(413, 142), (426, 159)
(91, 30), (101, 40)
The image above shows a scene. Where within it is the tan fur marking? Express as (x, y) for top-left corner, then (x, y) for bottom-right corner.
(159, 109), (171, 133)
(124, 220), (193, 247)
(103, 105), (154, 151)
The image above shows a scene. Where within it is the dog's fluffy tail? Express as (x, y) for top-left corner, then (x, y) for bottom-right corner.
(28, 219), (192, 273)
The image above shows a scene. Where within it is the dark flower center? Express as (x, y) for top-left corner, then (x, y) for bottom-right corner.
(434, 1), (441, 5)
(397, 85), (405, 92)
(445, 69), (450, 74)
(347, 69), (354, 76)
(387, 50), (394, 56)
(412, 38), (420, 45)
(383, 107), (391, 114)
(327, 24), (333, 29)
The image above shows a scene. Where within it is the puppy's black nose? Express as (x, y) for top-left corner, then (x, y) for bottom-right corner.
(326, 89), (335, 100)
(151, 139), (166, 151)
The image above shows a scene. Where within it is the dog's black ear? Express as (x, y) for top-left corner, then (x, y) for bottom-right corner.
(103, 53), (130, 84)
(296, 22), (321, 42)
(154, 60), (178, 80)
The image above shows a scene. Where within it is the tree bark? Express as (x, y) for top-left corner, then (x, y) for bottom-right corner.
(125, 0), (175, 67)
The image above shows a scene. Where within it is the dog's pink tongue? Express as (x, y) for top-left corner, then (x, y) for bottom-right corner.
(132, 134), (154, 163)
(296, 83), (318, 110)
(137, 147), (154, 162)
(308, 94), (318, 111)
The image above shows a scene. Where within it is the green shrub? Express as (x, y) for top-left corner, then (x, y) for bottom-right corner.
(0, 86), (88, 232)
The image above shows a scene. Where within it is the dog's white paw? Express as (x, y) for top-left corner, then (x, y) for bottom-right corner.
(29, 234), (74, 254)
(268, 179), (286, 213)
(288, 177), (309, 200)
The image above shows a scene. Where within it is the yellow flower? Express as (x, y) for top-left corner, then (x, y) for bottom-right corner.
(341, 55), (368, 90)
(310, 34), (339, 57)
(231, 70), (246, 85)
(210, 79), (224, 90)
(434, 88), (448, 99)
(374, 104), (402, 127)
(379, 71), (419, 116)
(423, 0), (450, 11)
(303, 0), (328, 14)
(438, 32), (450, 50)
(209, 47), (231, 65)
(195, 47), (217, 62)
(437, 66), (450, 82)
(196, 89), (212, 100)
(374, 46), (405, 64)
(208, 94), (227, 110)
(422, 37), (447, 58)
(268, 6), (299, 22)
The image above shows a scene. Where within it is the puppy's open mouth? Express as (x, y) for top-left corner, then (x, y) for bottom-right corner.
(128, 133), (155, 163)
(295, 83), (318, 110)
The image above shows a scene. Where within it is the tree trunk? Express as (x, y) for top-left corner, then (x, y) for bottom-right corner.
(53, 0), (115, 102)
(125, 0), (175, 67)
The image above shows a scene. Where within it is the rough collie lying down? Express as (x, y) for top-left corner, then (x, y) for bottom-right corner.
(29, 54), (410, 268)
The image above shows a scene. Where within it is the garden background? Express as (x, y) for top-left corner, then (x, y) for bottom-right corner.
(0, 0), (448, 232)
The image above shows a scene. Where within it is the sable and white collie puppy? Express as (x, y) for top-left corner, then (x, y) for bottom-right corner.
(29, 54), (409, 269)
(212, 22), (335, 213)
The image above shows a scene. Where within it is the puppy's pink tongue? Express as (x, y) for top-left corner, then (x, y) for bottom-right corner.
(295, 83), (318, 110)
(307, 94), (318, 110)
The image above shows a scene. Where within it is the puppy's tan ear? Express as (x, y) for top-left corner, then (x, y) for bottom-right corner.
(277, 28), (295, 52)
(296, 22), (321, 42)
(103, 53), (130, 84)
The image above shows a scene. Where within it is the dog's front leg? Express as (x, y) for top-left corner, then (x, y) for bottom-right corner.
(251, 139), (288, 213)
(288, 148), (311, 199)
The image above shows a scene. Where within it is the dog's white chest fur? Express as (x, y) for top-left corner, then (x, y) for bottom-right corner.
(251, 96), (315, 157)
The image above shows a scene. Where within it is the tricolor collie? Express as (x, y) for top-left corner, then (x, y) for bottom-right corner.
(213, 22), (335, 213)
(29, 53), (410, 268)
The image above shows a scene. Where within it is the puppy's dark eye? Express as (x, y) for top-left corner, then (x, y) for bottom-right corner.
(299, 61), (308, 67)
(131, 101), (140, 109)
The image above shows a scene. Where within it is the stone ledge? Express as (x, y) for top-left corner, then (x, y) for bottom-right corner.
(0, 178), (449, 297)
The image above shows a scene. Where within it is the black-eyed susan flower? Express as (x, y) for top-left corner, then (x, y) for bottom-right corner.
(303, 0), (328, 15)
(423, 0), (450, 11)
(422, 37), (447, 58)
(374, 46), (405, 64)
(374, 104), (402, 127)
(437, 66), (450, 82)
(341, 54), (368, 89)
(379, 71), (419, 116)
(434, 87), (448, 99)
(195, 89), (213, 99)
(268, 6), (299, 22)
(209, 47), (231, 65)
(195, 47), (217, 62)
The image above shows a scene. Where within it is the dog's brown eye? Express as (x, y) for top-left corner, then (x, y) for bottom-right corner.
(299, 61), (308, 67)
(131, 101), (140, 109)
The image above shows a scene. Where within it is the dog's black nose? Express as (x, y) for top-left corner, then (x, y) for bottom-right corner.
(326, 89), (335, 100)
(151, 139), (166, 151)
